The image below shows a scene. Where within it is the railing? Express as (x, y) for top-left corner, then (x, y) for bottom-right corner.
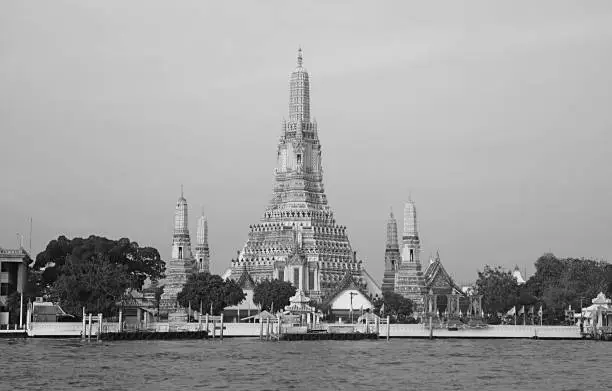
(0, 324), (25, 331)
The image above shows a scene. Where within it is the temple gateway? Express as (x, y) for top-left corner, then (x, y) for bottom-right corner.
(222, 49), (380, 302)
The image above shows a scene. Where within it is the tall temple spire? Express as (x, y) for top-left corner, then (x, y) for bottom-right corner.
(403, 199), (418, 239)
(401, 199), (420, 264)
(382, 209), (400, 293)
(386, 209), (399, 250)
(226, 49), (377, 302)
(195, 210), (210, 273)
(196, 211), (208, 247)
(289, 47), (310, 123)
(173, 190), (189, 240)
(160, 190), (195, 316)
(395, 197), (425, 306)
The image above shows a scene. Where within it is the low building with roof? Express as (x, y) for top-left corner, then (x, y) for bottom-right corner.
(0, 246), (30, 325)
(322, 270), (375, 322)
(223, 266), (259, 322)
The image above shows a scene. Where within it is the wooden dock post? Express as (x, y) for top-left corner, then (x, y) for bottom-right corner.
(386, 316), (390, 341)
(266, 317), (271, 341)
(88, 313), (92, 341)
(97, 313), (103, 341)
(205, 314), (209, 336)
(365, 316), (369, 334)
(118, 310), (123, 332)
(212, 319), (216, 339)
(259, 318), (264, 341)
(81, 307), (86, 340)
(220, 314), (224, 340)
(429, 316), (433, 339)
(375, 316), (380, 336)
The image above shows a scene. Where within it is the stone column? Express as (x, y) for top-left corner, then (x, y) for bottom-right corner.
(284, 265), (290, 282)
(298, 267), (303, 290)
(137, 308), (142, 328)
(82, 308), (87, 339)
(433, 295), (438, 316)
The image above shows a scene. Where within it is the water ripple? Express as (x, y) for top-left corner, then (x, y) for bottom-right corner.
(1, 338), (610, 390)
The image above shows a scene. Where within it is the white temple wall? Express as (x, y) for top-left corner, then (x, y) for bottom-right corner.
(330, 289), (373, 311)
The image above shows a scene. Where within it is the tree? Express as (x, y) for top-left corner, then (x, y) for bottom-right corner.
(475, 265), (519, 314)
(523, 253), (609, 323)
(49, 254), (133, 317)
(253, 279), (296, 312)
(379, 291), (413, 323)
(177, 272), (245, 315)
(35, 235), (165, 291)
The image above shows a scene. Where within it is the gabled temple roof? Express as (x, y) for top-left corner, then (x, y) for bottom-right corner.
(236, 265), (256, 290)
(423, 252), (463, 295)
(323, 270), (371, 307)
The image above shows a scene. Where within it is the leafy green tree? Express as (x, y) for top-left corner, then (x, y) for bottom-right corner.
(35, 235), (165, 291)
(177, 272), (245, 315)
(379, 291), (413, 323)
(523, 253), (608, 323)
(253, 279), (296, 312)
(475, 265), (519, 314)
(49, 254), (133, 317)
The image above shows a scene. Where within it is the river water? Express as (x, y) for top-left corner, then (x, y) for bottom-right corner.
(2, 338), (610, 390)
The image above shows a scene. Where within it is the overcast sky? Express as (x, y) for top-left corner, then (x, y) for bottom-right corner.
(1, 0), (611, 284)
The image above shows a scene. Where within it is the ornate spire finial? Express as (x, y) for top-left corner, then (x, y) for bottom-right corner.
(389, 206), (394, 219)
(297, 47), (303, 67)
(181, 184), (184, 198)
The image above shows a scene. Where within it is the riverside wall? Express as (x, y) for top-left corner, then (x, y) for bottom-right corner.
(26, 322), (581, 339)
(385, 324), (581, 339)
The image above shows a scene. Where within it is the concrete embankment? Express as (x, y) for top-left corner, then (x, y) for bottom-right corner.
(0, 329), (27, 338)
(24, 322), (582, 340)
(384, 324), (581, 339)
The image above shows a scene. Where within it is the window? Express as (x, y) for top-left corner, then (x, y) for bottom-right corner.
(178, 247), (183, 260)
(0, 283), (10, 296)
(297, 154), (302, 165)
(293, 268), (300, 287)
(309, 270), (315, 290)
(278, 270), (284, 281)
(410, 249), (414, 262)
(0, 262), (8, 272)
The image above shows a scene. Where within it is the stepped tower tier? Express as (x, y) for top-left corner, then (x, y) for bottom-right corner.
(160, 188), (195, 315)
(382, 210), (400, 293)
(395, 199), (426, 308)
(194, 211), (210, 273)
(227, 49), (373, 301)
